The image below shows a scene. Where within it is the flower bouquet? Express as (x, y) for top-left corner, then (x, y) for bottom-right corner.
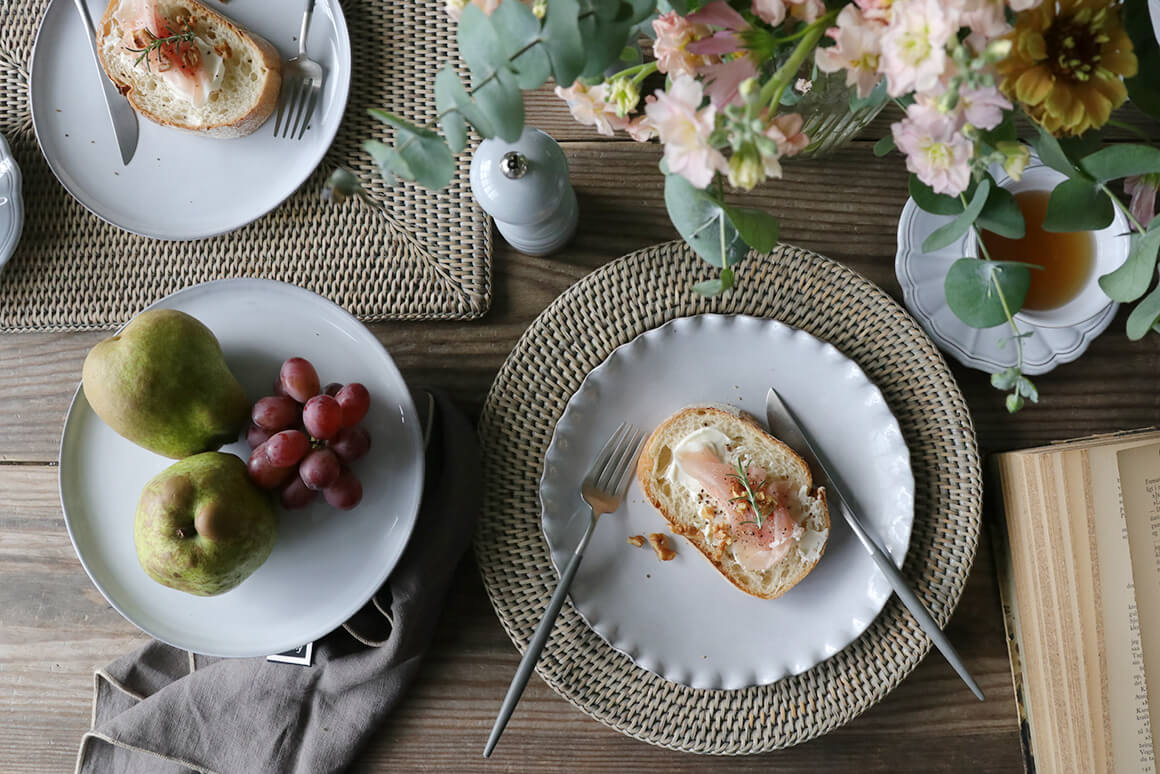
(342, 0), (1160, 411)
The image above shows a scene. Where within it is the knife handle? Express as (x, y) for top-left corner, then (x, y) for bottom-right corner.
(838, 498), (984, 701)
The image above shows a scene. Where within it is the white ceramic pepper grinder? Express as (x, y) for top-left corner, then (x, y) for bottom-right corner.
(469, 127), (578, 256)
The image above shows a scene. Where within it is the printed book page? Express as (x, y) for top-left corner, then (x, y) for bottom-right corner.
(1090, 442), (1155, 772)
(1117, 441), (1160, 769)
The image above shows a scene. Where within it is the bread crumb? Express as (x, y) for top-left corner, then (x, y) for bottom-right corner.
(648, 533), (677, 561)
(626, 534), (646, 548)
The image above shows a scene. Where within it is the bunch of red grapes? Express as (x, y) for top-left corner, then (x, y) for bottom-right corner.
(246, 357), (371, 510)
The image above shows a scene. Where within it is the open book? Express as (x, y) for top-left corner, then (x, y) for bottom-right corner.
(994, 429), (1160, 773)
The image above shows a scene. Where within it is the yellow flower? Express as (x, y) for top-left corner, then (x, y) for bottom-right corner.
(997, 0), (1137, 136)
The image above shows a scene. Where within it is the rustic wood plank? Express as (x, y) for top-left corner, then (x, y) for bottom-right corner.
(0, 464), (1021, 773)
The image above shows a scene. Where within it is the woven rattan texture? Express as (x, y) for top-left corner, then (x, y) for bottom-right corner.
(0, 0), (490, 332)
(476, 241), (982, 754)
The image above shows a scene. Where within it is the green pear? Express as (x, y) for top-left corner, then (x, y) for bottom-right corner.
(83, 309), (249, 459)
(135, 452), (277, 596)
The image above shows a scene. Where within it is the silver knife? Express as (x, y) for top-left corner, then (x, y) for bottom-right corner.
(72, 0), (138, 165)
(765, 387), (984, 701)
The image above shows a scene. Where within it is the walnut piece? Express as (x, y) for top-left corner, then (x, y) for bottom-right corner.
(648, 533), (677, 561)
(626, 534), (646, 548)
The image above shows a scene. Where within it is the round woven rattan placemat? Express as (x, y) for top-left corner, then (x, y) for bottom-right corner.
(476, 241), (982, 754)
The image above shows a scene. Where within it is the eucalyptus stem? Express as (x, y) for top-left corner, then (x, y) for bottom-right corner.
(753, 10), (838, 119)
(1101, 182), (1147, 232)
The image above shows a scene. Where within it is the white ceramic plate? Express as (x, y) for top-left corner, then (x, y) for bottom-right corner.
(0, 133), (22, 272)
(58, 279), (424, 657)
(29, 0), (351, 240)
(896, 161), (1128, 376)
(540, 314), (914, 690)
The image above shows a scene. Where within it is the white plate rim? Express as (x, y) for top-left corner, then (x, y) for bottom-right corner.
(57, 278), (424, 656)
(539, 313), (915, 690)
(27, 0), (353, 241)
(0, 133), (23, 271)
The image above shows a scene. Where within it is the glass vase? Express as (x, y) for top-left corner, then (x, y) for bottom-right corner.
(792, 70), (887, 158)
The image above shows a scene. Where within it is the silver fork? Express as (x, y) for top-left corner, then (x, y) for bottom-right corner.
(273, 0), (323, 139)
(483, 422), (645, 758)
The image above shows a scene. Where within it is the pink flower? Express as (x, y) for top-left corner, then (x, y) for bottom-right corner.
(789, 0), (826, 23)
(760, 112), (809, 178)
(699, 57), (760, 107)
(444, 0), (498, 20)
(554, 82), (628, 137)
(684, 2), (758, 107)
(959, 84), (1011, 130)
(752, 0), (787, 25)
(687, 0), (749, 28)
(892, 101), (973, 195)
(958, 0), (1010, 52)
(854, 0), (894, 23)
(652, 12), (713, 78)
(815, 5), (883, 99)
(626, 98), (657, 142)
(645, 75), (728, 189)
(880, 0), (953, 97)
(1125, 174), (1160, 231)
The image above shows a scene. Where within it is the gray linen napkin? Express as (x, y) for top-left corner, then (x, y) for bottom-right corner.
(76, 391), (479, 774)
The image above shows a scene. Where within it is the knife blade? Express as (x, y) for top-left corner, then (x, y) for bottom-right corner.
(765, 387), (984, 701)
(72, 0), (138, 165)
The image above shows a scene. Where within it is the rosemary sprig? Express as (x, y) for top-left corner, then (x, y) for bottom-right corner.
(126, 25), (197, 72)
(726, 455), (773, 529)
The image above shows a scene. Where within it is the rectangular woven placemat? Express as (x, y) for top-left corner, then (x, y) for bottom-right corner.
(0, 0), (491, 332)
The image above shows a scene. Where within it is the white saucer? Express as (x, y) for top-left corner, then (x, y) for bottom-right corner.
(895, 163), (1128, 375)
(0, 133), (22, 273)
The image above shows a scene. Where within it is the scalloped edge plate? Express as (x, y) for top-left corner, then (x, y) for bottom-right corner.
(895, 161), (1127, 376)
(0, 133), (23, 272)
(540, 314), (914, 690)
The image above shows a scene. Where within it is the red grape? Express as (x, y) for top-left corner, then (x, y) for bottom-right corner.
(331, 425), (371, 464)
(247, 424), (272, 449)
(335, 383), (370, 427)
(265, 429), (310, 467)
(324, 470), (363, 510)
(299, 447), (341, 490)
(247, 446), (295, 489)
(280, 357), (320, 403)
(252, 396), (300, 432)
(323, 382), (342, 397)
(303, 395), (342, 440)
(280, 476), (317, 509)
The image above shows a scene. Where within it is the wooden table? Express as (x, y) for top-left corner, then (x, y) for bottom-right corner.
(4, 91), (1158, 773)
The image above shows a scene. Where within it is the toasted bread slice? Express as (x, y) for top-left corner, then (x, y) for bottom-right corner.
(636, 404), (830, 599)
(98, 0), (281, 138)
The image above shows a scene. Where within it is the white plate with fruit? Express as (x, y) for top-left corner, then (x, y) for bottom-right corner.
(58, 279), (424, 657)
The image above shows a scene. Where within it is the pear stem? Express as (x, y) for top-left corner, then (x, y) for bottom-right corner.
(175, 526), (196, 539)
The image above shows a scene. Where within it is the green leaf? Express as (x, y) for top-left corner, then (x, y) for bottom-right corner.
(1124, 0), (1160, 120)
(1099, 226), (1160, 302)
(1079, 144), (1160, 182)
(1127, 282), (1160, 340)
(365, 113), (455, 189)
(1016, 376), (1039, 402)
(991, 367), (1020, 391)
(492, 0), (552, 91)
(944, 257), (1031, 328)
(624, 0), (656, 24)
(977, 182), (1025, 239)
(909, 175), (963, 216)
(922, 179), (991, 253)
(458, 5), (507, 81)
(542, 0), (585, 87)
(364, 139), (411, 186)
(1033, 126), (1086, 180)
(435, 64), (494, 146)
(873, 135), (894, 157)
(657, 0), (687, 14)
(473, 68), (525, 142)
(977, 114), (1017, 147)
(580, 16), (633, 79)
(664, 173), (747, 268)
(849, 79), (887, 112)
(693, 278), (725, 296)
(1058, 132), (1103, 162)
(725, 206), (779, 253)
(1006, 393), (1025, 413)
(1043, 178), (1114, 232)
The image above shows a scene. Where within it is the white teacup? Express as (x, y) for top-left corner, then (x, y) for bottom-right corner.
(965, 162), (1131, 329)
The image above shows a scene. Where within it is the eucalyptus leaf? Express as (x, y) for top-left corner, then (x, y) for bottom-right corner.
(439, 108), (467, 153)
(435, 64), (495, 141)
(368, 109), (436, 138)
(580, 16), (633, 78)
(1125, 0), (1160, 120)
(922, 179), (991, 252)
(1079, 144), (1160, 182)
(1033, 126), (1085, 180)
(873, 135), (894, 157)
(1006, 393), (1025, 413)
(990, 367), (1020, 390)
(977, 182), (1025, 239)
(366, 112), (455, 189)
(657, 0), (687, 14)
(364, 139), (412, 185)
(693, 278), (725, 296)
(542, 0), (585, 87)
(1126, 274), (1160, 340)
(664, 173), (747, 268)
(1016, 376), (1039, 402)
(590, 0), (623, 20)
(1043, 178), (1114, 231)
(1059, 132), (1103, 162)
(458, 5), (507, 81)
(725, 206), (779, 253)
(473, 67), (525, 142)
(1099, 226), (1160, 302)
(625, 0), (656, 23)
(944, 257), (1031, 328)
(909, 175), (963, 216)
(492, 0), (552, 90)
